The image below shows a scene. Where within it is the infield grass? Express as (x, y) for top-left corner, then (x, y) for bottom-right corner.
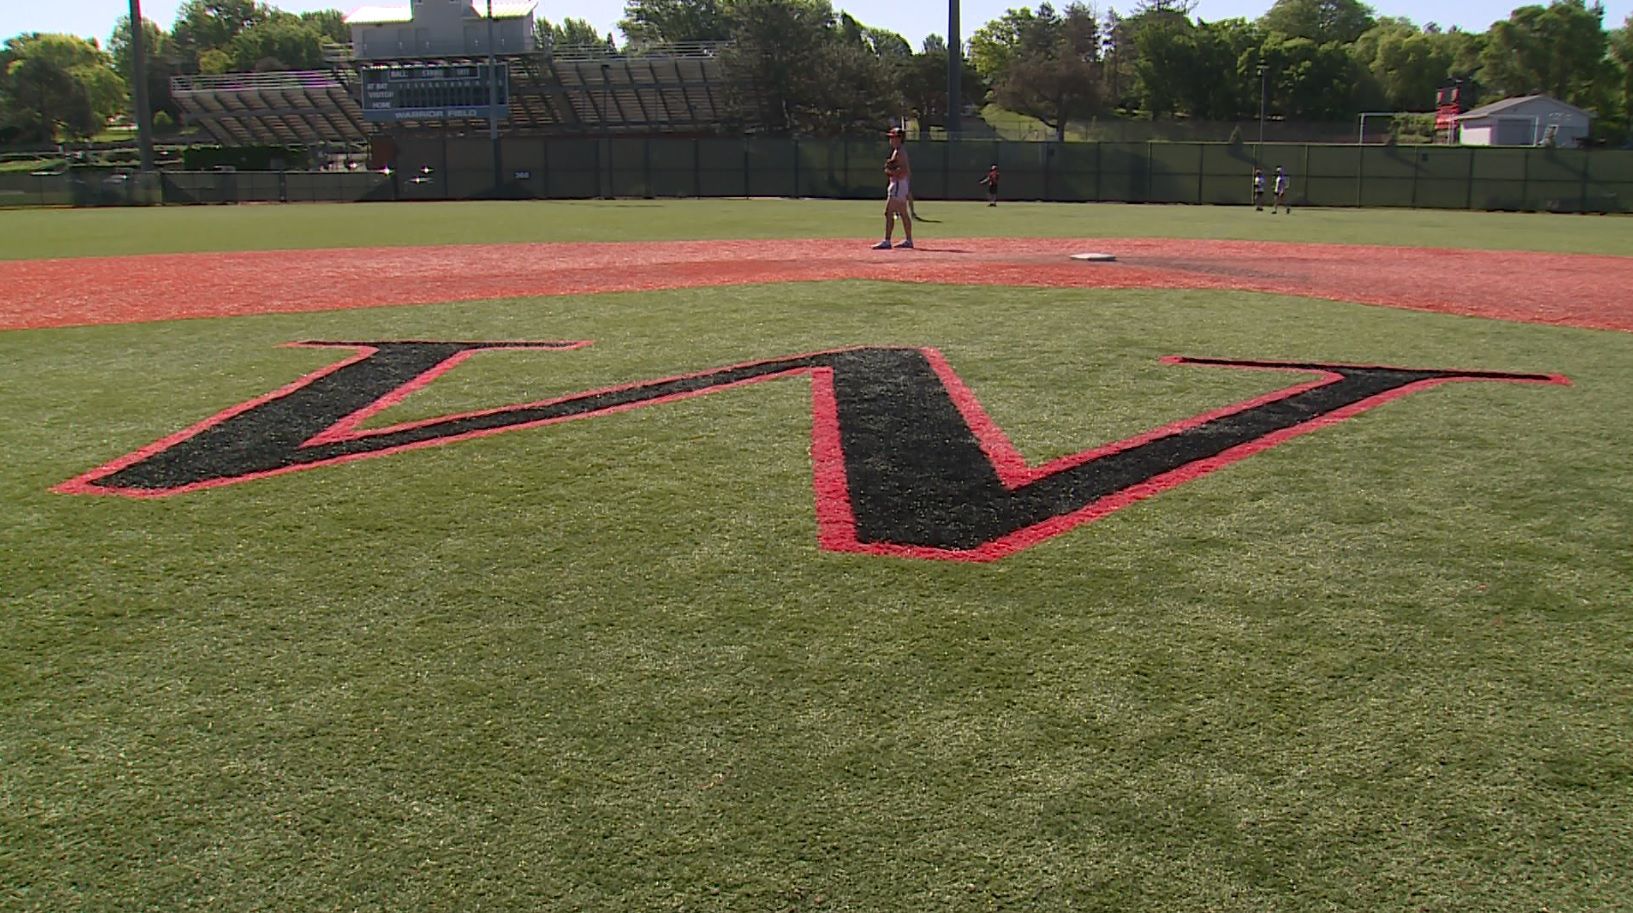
(2, 198), (1633, 259)
(3, 262), (1631, 910)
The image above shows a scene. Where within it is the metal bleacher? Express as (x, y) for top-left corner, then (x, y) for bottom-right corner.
(527, 43), (730, 133)
(172, 70), (369, 145)
(172, 42), (733, 145)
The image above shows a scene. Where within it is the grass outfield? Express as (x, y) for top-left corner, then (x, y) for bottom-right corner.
(2, 198), (1633, 259)
(2, 204), (1631, 911)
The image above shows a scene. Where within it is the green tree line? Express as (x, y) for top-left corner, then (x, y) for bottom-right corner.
(3, 0), (1631, 144)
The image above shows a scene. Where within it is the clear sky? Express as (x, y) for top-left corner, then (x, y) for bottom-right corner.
(5, 0), (1630, 52)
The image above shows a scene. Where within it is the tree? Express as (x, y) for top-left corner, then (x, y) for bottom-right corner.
(720, 0), (896, 134)
(228, 12), (327, 70)
(898, 38), (989, 128)
(985, 3), (1105, 139)
(1352, 18), (1458, 110)
(1258, 0), (1376, 44)
(0, 33), (126, 141)
(111, 14), (180, 119)
(171, 0), (271, 73)
(970, 5), (1066, 82)
(198, 48), (233, 75)
(970, 3), (1110, 136)
(1128, 5), (1192, 116)
(619, 0), (730, 47)
(862, 26), (913, 60)
(537, 18), (618, 55)
(1607, 14), (1632, 141)
(1480, 0), (1609, 108)
(298, 10), (350, 45)
(2, 54), (95, 141)
(1260, 32), (1375, 118)
(1179, 18), (1264, 119)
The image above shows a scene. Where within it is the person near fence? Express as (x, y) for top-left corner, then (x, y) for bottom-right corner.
(1252, 168), (1265, 210)
(1272, 166), (1291, 214)
(980, 164), (1001, 206)
(873, 127), (914, 250)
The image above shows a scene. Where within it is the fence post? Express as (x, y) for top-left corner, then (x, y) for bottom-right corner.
(1195, 143), (1204, 205)
(1410, 150), (1418, 208)
(539, 138), (550, 199)
(942, 139), (950, 201)
(1094, 141), (1101, 202)
(1145, 141), (1154, 203)
(1355, 143), (1364, 208)
(793, 138), (801, 198)
(593, 139), (602, 199)
(841, 138), (849, 198)
(1522, 146), (1531, 211)
(1465, 149), (1475, 210)
(1045, 142), (1054, 201)
(440, 133), (450, 201)
(1579, 149), (1590, 213)
(1299, 145), (1310, 208)
(743, 137), (751, 198)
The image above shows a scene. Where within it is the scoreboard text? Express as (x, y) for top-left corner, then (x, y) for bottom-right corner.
(361, 65), (510, 123)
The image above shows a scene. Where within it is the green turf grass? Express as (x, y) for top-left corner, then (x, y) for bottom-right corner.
(2, 198), (1632, 260)
(3, 277), (1630, 911)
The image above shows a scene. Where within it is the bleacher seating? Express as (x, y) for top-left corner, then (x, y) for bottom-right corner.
(531, 44), (729, 133)
(172, 71), (369, 146)
(171, 42), (733, 146)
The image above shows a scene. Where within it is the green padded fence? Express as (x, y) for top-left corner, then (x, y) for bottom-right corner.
(11, 138), (1630, 213)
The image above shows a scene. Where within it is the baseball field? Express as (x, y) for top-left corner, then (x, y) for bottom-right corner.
(2, 199), (1630, 911)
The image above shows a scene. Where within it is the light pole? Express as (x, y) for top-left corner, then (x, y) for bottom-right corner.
(127, 0), (155, 174)
(600, 62), (612, 199)
(1103, 35), (1116, 111)
(486, 0), (502, 193)
(946, 0), (961, 137)
(1256, 61), (1267, 167)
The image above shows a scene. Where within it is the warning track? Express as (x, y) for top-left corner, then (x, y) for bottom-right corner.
(3, 237), (1630, 332)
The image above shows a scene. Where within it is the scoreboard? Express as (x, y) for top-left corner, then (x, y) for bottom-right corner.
(361, 64), (510, 123)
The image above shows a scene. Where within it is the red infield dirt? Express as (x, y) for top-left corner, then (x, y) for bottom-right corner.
(2, 237), (1630, 332)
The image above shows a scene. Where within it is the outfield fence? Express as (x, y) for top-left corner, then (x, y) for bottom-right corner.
(4, 137), (1629, 213)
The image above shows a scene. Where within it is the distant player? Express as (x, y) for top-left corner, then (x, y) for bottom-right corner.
(1272, 166), (1290, 214)
(1252, 167), (1264, 210)
(980, 164), (1001, 206)
(872, 127), (914, 249)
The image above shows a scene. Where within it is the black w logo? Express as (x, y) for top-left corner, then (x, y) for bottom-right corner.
(58, 342), (1564, 561)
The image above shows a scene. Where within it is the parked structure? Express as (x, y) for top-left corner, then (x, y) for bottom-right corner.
(1454, 94), (1594, 147)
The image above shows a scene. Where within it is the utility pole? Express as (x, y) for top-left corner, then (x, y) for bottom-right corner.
(486, 0), (502, 193)
(946, 0), (961, 137)
(128, 0), (155, 173)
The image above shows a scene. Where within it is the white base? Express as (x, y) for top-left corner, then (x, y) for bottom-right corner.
(1070, 252), (1117, 262)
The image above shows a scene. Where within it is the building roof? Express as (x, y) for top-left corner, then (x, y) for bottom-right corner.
(346, 5), (411, 24)
(1456, 94), (1594, 121)
(345, 0), (536, 24)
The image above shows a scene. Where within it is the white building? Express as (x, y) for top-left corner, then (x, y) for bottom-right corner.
(1455, 94), (1593, 147)
(345, 0), (537, 60)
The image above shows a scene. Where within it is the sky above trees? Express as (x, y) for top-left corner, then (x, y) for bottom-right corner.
(7, 0), (1630, 51)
